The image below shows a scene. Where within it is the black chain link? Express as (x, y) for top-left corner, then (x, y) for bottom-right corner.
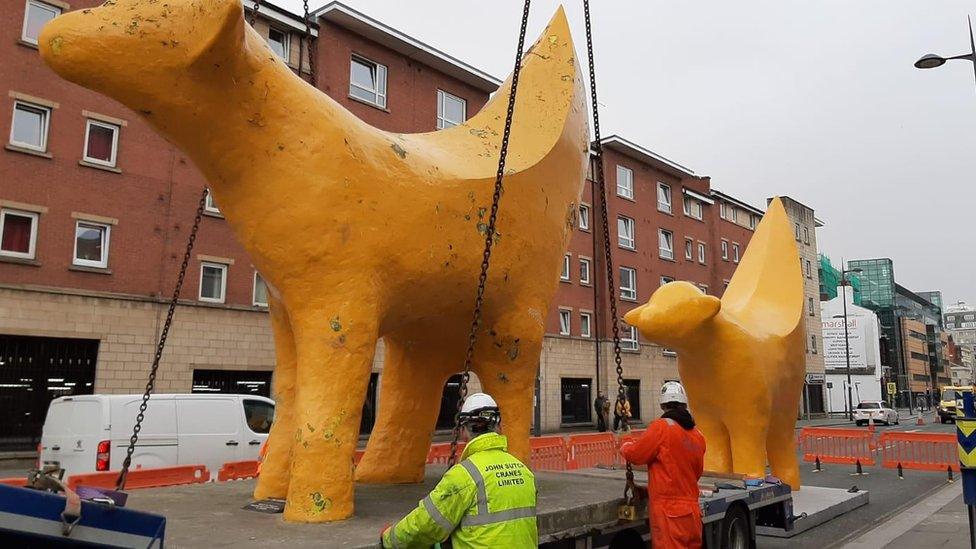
(448, 0), (532, 467)
(247, 0), (259, 27)
(116, 189), (208, 490)
(303, 0), (316, 86)
(582, 0), (637, 503)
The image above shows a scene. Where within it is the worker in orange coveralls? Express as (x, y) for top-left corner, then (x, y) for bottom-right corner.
(619, 381), (706, 549)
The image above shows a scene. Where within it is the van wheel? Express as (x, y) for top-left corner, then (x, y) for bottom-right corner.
(721, 505), (750, 549)
(855, 420), (864, 426)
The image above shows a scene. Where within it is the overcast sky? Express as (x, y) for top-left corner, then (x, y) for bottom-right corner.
(280, 0), (976, 306)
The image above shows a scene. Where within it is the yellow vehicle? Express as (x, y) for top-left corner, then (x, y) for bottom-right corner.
(938, 385), (974, 423)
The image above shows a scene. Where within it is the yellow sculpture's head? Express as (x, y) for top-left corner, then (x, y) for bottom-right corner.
(38, 0), (245, 110)
(624, 281), (721, 348)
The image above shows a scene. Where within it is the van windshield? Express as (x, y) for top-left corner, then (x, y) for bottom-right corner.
(244, 400), (275, 434)
(43, 400), (101, 437)
(943, 390), (960, 402)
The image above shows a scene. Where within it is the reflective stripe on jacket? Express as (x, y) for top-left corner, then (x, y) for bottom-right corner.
(382, 432), (538, 549)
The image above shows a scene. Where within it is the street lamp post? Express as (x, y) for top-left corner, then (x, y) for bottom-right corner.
(914, 15), (976, 92)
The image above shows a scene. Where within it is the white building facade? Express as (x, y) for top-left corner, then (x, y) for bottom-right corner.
(821, 286), (883, 414)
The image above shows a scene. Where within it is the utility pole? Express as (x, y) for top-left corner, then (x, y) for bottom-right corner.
(842, 282), (854, 421)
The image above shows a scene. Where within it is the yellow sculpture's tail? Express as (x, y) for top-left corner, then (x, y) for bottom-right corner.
(721, 197), (804, 337)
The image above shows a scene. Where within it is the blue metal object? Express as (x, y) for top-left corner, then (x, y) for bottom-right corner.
(957, 390), (976, 547)
(0, 484), (165, 547)
(965, 392), (976, 419)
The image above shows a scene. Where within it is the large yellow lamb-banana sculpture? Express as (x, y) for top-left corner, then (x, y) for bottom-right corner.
(40, 0), (588, 521)
(625, 198), (806, 490)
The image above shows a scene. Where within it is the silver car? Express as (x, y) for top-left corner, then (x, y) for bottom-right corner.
(854, 401), (899, 426)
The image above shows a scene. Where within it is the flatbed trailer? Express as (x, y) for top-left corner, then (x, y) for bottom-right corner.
(125, 465), (795, 548)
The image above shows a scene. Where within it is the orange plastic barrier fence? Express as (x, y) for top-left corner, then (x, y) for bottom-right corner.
(67, 464), (211, 490)
(217, 460), (259, 482)
(427, 442), (466, 465)
(879, 432), (959, 472)
(567, 433), (619, 469)
(0, 478), (26, 487)
(530, 436), (568, 471)
(800, 427), (875, 465)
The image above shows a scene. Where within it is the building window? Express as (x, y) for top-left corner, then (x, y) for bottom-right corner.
(732, 243), (740, 263)
(657, 183), (672, 214)
(806, 259), (812, 278)
(558, 309), (571, 336)
(204, 188), (220, 214)
(10, 101), (50, 152)
(436, 90), (466, 129)
(620, 324), (639, 351)
(810, 334), (818, 354)
(82, 120), (120, 167)
(199, 262), (228, 303)
(698, 283), (708, 294)
(696, 242), (706, 264)
(0, 208), (38, 259)
(730, 207), (738, 223)
(22, 0), (61, 45)
(616, 165), (634, 199)
(349, 55), (388, 108)
(253, 272), (268, 307)
(578, 203), (590, 231)
(803, 226), (810, 245)
(560, 378), (592, 424)
(561, 253), (571, 281)
(660, 276), (674, 287)
(620, 266), (637, 301)
(617, 216), (635, 249)
(808, 296), (815, 316)
(795, 223), (801, 241)
(749, 214), (758, 230)
(579, 257), (591, 285)
(658, 229), (674, 260)
(73, 221), (110, 269)
(684, 238), (693, 260)
(719, 202), (727, 220)
(580, 312), (592, 338)
(267, 27), (290, 60)
(683, 196), (702, 220)
(721, 240), (729, 260)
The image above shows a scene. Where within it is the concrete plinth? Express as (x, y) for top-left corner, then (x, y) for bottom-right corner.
(125, 466), (629, 548)
(757, 485), (869, 538)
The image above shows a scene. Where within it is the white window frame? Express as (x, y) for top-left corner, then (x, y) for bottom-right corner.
(558, 309), (571, 336)
(804, 226), (810, 244)
(10, 101), (50, 152)
(72, 221), (110, 268)
(732, 243), (740, 263)
(616, 165), (634, 199)
(698, 284), (709, 294)
(619, 267), (637, 301)
(698, 242), (706, 264)
(22, 0), (61, 45)
(810, 334), (818, 354)
(204, 188), (220, 214)
(750, 215), (758, 229)
(720, 202), (727, 220)
(683, 196), (702, 220)
(660, 276), (675, 287)
(730, 207), (738, 223)
(253, 271), (269, 307)
(808, 296), (815, 317)
(580, 312), (592, 338)
(0, 208), (39, 259)
(721, 240), (729, 260)
(82, 119), (120, 167)
(578, 203), (590, 231)
(795, 223), (801, 241)
(436, 89), (467, 129)
(806, 259), (812, 279)
(657, 183), (672, 214)
(620, 324), (639, 351)
(684, 238), (693, 260)
(658, 229), (674, 260)
(617, 215), (635, 250)
(199, 262), (228, 303)
(579, 257), (591, 285)
(560, 253), (571, 281)
(267, 27), (290, 61)
(349, 55), (388, 108)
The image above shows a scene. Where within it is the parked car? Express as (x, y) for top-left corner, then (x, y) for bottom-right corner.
(39, 393), (275, 478)
(853, 401), (899, 426)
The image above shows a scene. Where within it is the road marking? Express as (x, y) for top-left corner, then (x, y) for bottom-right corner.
(841, 482), (961, 549)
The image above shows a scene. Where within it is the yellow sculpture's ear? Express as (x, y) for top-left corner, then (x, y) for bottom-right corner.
(187, 0), (246, 66)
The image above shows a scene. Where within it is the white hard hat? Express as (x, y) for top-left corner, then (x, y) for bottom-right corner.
(460, 393), (498, 415)
(661, 381), (688, 405)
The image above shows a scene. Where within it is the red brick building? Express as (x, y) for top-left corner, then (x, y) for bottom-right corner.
(0, 0), (812, 448)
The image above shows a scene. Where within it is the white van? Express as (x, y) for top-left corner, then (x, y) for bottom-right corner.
(39, 394), (274, 479)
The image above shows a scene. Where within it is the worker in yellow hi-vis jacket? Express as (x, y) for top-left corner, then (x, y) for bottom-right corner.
(381, 393), (537, 548)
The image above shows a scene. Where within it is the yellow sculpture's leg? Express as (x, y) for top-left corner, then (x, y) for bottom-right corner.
(766, 413), (801, 489)
(728, 420), (770, 479)
(283, 308), (378, 523)
(356, 334), (456, 484)
(696, 414), (733, 474)
(254, 295), (296, 499)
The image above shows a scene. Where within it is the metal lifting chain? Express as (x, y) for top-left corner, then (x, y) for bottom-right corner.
(303, 0), (316, 86)
(448, 0), (532, 467)
(582, 0), (637, 504)
(247, 0), (260, 27)
(116, 189), (208, 490)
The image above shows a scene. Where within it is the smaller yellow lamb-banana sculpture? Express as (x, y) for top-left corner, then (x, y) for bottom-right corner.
(624, 197), (805, 490)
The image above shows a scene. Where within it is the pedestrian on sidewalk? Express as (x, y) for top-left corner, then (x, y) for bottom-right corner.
(613, 394), (632, 432)
(620, 382), (705, 549)
(594, 391), (609, 432)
